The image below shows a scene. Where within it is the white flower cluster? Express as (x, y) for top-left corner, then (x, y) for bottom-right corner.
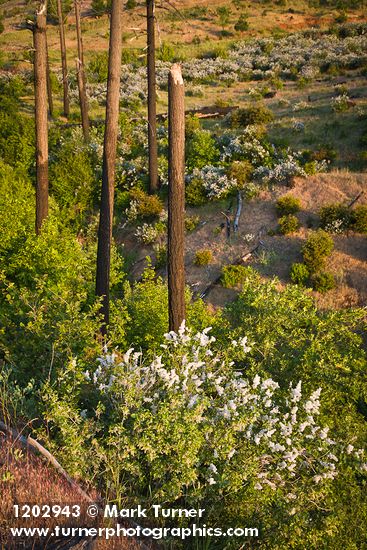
(135, 222), (165, 244)
(188, 166), (238, 199)
(253, 157), (306, 186)
(323, 219), (345, 234)
(84, 25), (367, 109)
(331, 93), (351, 113)
(88, 323), (365, 491)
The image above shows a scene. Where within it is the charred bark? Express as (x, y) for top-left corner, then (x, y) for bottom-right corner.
(33, 1), (49, 234)
(57, 0), (70, 117)
(74, 0), (89, 140)
(167, 64), (186, 332)
(147, 0), (158, 193)
(95, 0), (123, 336)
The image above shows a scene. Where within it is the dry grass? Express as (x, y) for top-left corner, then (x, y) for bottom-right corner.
(0, 434), (140, 549)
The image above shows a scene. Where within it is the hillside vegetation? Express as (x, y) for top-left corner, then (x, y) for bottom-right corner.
(0, 1), (367, 549)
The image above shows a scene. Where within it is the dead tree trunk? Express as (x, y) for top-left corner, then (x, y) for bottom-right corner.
(45, 34), (53, 117)
(33, 2), (49, 234)
(57, 0), (70, 118)
(233, 191), (242, 232)
(95, 0), (123, 336)
(167, 64), (185, 332)
(146, 0), (158, 193)
(74, 0), (89, 140)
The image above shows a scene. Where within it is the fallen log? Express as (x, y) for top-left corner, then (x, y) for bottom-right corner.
(157, 105), (239, 122)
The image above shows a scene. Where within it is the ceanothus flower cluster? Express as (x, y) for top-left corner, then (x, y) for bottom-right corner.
(187, 166), (238, 199)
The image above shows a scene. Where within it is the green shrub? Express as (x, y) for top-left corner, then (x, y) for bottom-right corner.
(227, 160), (253, 188)
(185, 176), (207, 206)
(230, 105), (274, 128)
(319, 203), (351, 232)
(350, 205), (367, 233)
(221, 264), (252, 288)
(157, 42), (176, 63)
(278, 214), (300, 235)
(0, 78), (35, 170)
(125, 0), (136, 9)
(311, 271), (336, 293)
(186, 129), (220, 172)
(185, 215), (200, 232)
(49, 131), (97, 219)
(234, 14), (249, 32)
(290, 262), (310, 286)
(185, 114), (201, 138)
(91, 0), (109, 16)
(153, 243), (167, 269)
(276, 195), (301, 216)
(194, 249), (213, 266)
(302, 230), (334, 273)
(87, 52), (109, 82)
(129, 188), (163, 220)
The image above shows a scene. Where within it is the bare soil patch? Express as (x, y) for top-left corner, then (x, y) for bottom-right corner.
(121, 172), (367, 311)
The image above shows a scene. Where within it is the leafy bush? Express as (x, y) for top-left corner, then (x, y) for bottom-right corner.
(91, 0), (110, 16)
(311, 271), (336, 293)
(185, 114), (201, 138)
(185, 176), (207, 207)
(49, 129), (97, 220)
(122, 267), (213, 350)
(44, 315), (367, 549)
(227, 160), (253, 188)
(157, 42), (176, 63)
(290, 262), (310, 286)
(184, 215), (200, 232)
(221, 264), (252, 288)
(350, 205), (367, 233)
(135, 221), (165, 244)
(0, 77), (35, 170)
(302, 230), (334, 273)
(194, 249), (213, 266)
(229, 105), (274, 128)
(153, 243), (167, 269)
(129, 188), (163, 220)
(319, 203), (351, 233)
(276, 195), (301, 216)
(278, 214), (300, 234)
(332, 93), (351, 112)
(234, 14), (249, 32)
(186, 129), (220, 172)
(87, 52), (109, 82)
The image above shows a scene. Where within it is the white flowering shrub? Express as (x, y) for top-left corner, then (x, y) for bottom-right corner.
(194, 166), (238, 199)
(331, 93), (351, 113)
(134, 222), (165, 244)
(253, 157), (307, 187)
(73, 322), (365, 543)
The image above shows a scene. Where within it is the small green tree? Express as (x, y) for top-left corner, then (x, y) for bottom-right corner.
(217, 6), (231, 31)
(234, 14), (249, 32)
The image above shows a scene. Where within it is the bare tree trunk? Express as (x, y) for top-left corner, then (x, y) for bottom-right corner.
(33, 1), (49, 234)
(167, 64), (185, 332)
(45, 34), (53, 117)
(146, 0), (158, 193)
(74, 0), (89, 140)
(57, 0), (70, 118)
(95, 0), (123, 336)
